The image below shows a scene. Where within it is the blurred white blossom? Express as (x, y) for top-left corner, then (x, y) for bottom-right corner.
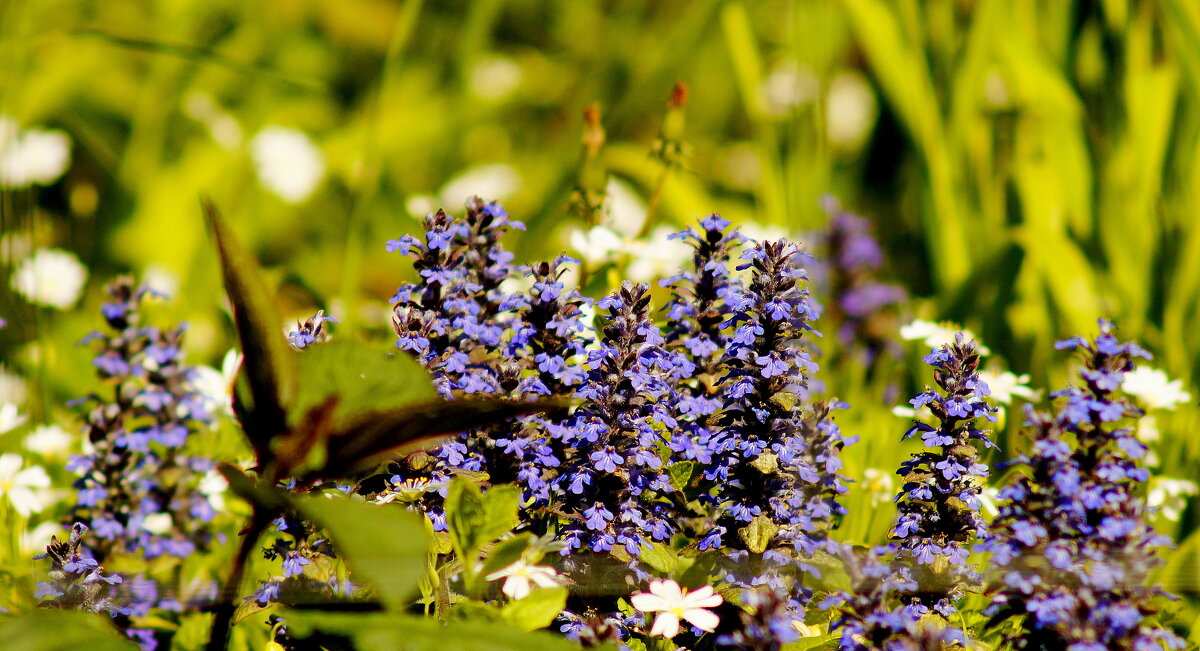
(485, 559), (563, 600)
(142, 513), (174, 535)
(21, 520), (63, 556)
(0, 403), (27, 435)
(567, 225), (624, 266)
(11, 248), (87, 310)
(251, 126), (325, 203)
(1148, 478), (1198, 522)
(900, 319), (990, 356)
(184, 93), (243, 149)
(605, 177), (647, 236)
(24, 424), (74, 458)
(439, 163), (519, 208)
(826, 71), (877, 151)
(189, 349), (242, 420)
(0, 367), (28, 406)
(199, 468), (229, 513)
(978, 369), (1039, 405)
(862, 468), (895, 507)
(1122, 367), (1191, 411)
(0, 453), (51, 517)
(469, 56), (522, 100)
(0, 116), (71, 188)
(626, 226), (692, 283)
(762, 60), (819, 116)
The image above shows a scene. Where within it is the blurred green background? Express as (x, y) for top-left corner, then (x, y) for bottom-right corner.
(3, 0), (1200, 627)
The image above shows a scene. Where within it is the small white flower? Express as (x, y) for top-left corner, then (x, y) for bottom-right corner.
(198, 468), (229, 512)
(469, 56), (522, 100)
(20, 520), (63, 556)
(1122, 367), (1191, 411)
(251, 126), (325, 203)
(0, 453), (51, 517)
(761, 60), (818, 116)
(142, 512), (174, 535)
(862, 468), (895, 507)
(626, 226), (692, 283)
(0, 116), (71, 188)
(188, 348), (242, 419)
(0, 366), (27, 405)
(630, 579), (723, 638)
(11, 248), (87, 310)
(567, 225), (624, 266)
(605, 177), (647, 236)
(826, 71), (877, 152)
(1148, 478), (1198, 522)
(485, 559), (563, 600)
(439, 163), (520, 208)
(978, 369), (1039, 405)
(899, 319), (990, 355)
(0, 403), (27, 435)
(23, 424), (73, 458)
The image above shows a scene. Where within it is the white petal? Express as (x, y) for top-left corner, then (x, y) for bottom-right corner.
(502, 575), (531, 600)
(649, 612), (681, 638)
(8, 485), (43, 516)
(631, 592), (667, 613)
(685, 587), (723, 609)
(15, 464), (51, 489)
(648, 579), (684, 603)
(682, 608), (720, 632)
(0, 453), (22, 478)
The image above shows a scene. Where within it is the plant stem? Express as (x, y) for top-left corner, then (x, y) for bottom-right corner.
(206, 510), (272, 651)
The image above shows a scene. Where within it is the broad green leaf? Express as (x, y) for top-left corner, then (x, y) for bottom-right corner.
(216, 464), (293, 514)
(0, 610), (136, 650)
(295, 495), (429, 611)
(314, 398), (570, 481)
(639, 542), (679, 575)
(283, 610), (579, 651)
(666, 461), (694, 492)
(202, 199), (294, 465)
(781, 634), (840, 650)
(446, 478), (488, 570)
(738, 516), (777, 555)
(290, 340), (438, 431)
(501, 587), (568, 632)
(481, 534), (535, 578)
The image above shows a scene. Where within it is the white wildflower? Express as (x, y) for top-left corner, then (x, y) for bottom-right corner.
(142, 513), (174, 535)
(189, 348), (242, 419)
(567, 225), (624, 266)
(1148, 478), (1198, 522)
(469, 57), (522, 101)
(605, 177), (647, 236)
(900, 319), (990, 355)
(630, 579), (723, 638)
(485, 559), (563, 600)
(20, 520), (63, 556)
(439, 163), (519, 208)
(761, 60), (818, 116)
(978, 369), (1039, 405)
(11, 248), (87, 310)
(862, 468), (895, 507)
(0, 116), (71, 188)
(826, 71), (876, 152)
(626, 226), (692, 283)
(0, 403), (27, 435)
(24, 424), (74, 458)
(1122, 367), (1191, 411)
(251, 126), (325, 203)
(0, 453), (51, 517)
(198, 468), (229, 513)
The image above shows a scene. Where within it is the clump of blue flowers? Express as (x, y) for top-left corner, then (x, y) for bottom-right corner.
(892, 333), (995, 617)
(34, 523), (127, 618)
(68, 278), (219, 563)
(982, 321), (1184, 650)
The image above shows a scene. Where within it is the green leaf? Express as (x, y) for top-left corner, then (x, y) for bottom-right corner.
(295, 495), (430, 611)
(284, 610), (579, 651)
(311, 397), (571, 481)
(481, 534), (535, 578)
(666, 461), (694, 491)
(639, 542), (679, 575)
(780, 634), (840, 650)
(0, 610), (136, 650)
(738, 516), (777, 554)
(290, 340), (438, 431)
(501, 587), (568, 632)
(202, 199), (295, 466)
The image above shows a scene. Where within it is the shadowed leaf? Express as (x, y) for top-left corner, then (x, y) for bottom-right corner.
(202, 198), (295, 467)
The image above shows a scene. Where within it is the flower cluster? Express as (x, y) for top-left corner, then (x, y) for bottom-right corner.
(34, 523), (127, 617)
(811, 196), (906, 362)
(377, 201), (852, 633)
(982, 321), (1184, 650)
(67, 278), (219, 563)
(891, 333), (995, 617)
